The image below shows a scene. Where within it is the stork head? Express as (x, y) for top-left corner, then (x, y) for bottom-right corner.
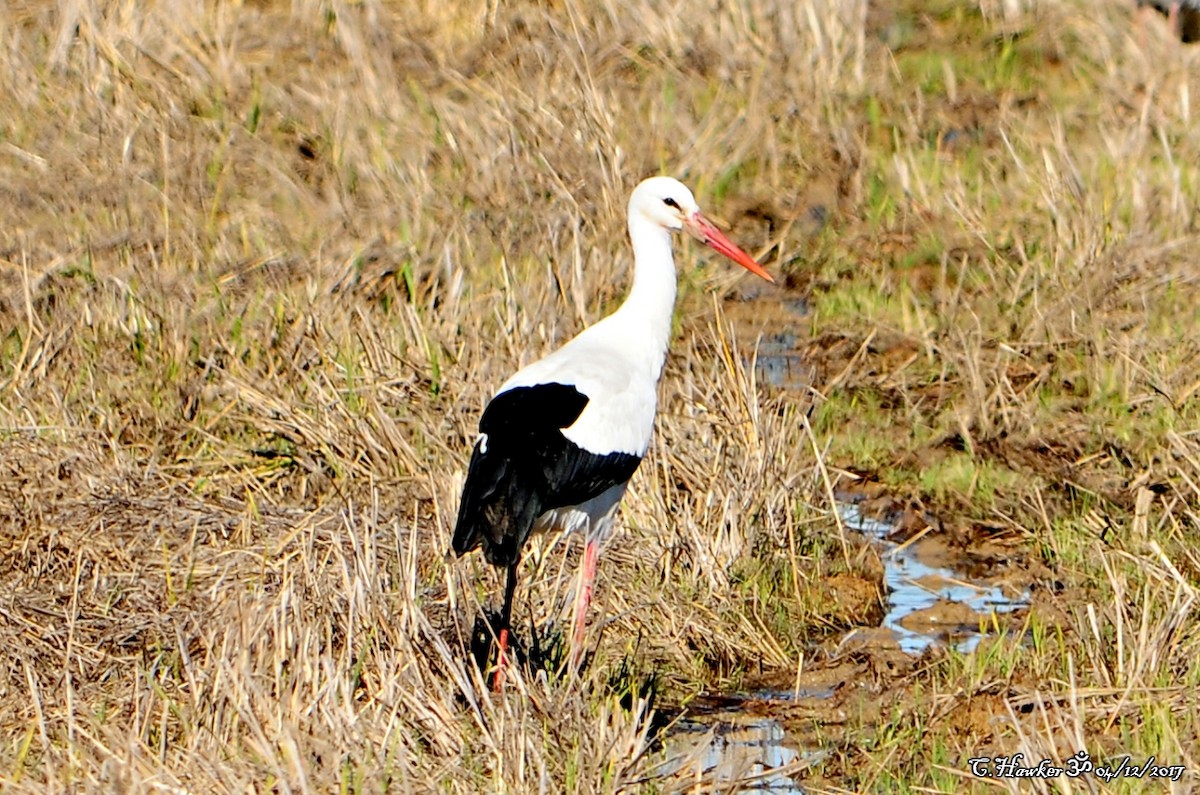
(629, 176), (774, 282)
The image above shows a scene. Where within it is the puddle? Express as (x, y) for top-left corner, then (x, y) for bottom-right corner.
(839, 503), (1030, 654)
(753, 330), (812, 390)
(655, 689), (832, 792)
(750, 687), (836, 702)
(722, 292), (813, 391)
(661, 715), (804, 793)
(659, 706), (825, 793)
(654, 501), (1031, 790)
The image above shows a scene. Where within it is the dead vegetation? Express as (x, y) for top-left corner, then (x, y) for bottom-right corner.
(1, 0), (1199, 791)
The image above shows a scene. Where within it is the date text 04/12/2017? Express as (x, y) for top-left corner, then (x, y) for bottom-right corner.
(968, 752), (1186, 782)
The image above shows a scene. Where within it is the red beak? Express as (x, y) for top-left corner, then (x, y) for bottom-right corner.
(684, 212), (774, 283)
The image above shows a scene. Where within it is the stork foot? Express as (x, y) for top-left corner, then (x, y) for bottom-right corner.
(469, 611), (526, 691)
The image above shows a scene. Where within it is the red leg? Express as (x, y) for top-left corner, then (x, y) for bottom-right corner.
(571, 539), (599, 668)
(493, 562), (519, 692)
(494, 628), (510, 691)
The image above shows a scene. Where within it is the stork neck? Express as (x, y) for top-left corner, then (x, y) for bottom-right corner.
(616, 214), (679, 378)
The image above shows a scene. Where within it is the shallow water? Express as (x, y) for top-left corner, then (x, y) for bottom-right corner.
(661, 713), (810, 793)
(753, 330), (811, 391)
(839, 503), (1030, 654)
(658, 502), (1029, 791)
(725, 293), (813, 391)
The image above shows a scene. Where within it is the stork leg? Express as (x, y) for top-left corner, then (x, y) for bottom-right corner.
(570, 538), (600, 669)
(494, 561), (519, 691)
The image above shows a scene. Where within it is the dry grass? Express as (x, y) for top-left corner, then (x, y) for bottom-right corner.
(1, 0), (1199, 791)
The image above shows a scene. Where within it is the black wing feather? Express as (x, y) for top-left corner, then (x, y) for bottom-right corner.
(452, 383), (642, 566)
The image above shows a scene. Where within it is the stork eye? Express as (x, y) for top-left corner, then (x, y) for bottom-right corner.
(662, 197), (681, 210)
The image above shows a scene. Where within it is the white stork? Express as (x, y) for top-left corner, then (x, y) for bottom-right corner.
(452, 176), (773, 682)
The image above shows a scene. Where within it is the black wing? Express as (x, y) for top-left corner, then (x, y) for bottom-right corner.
(452, 383), (642, 566)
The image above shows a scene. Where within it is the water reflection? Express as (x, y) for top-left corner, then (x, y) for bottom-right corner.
(839, 503), (1030, 654)
(661, 715), (806, 794)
